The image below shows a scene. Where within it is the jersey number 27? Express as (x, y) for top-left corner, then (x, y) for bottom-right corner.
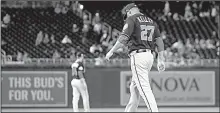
(140, 25), (155, 41)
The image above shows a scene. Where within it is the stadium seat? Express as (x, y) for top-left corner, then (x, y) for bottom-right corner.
(1, 4), (218, 59)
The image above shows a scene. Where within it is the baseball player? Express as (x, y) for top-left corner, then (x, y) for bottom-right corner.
(105, 3), (165, 112)
(71, 52), (90, 112)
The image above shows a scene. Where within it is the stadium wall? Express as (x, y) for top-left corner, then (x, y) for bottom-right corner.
(1, 66), (219, 108)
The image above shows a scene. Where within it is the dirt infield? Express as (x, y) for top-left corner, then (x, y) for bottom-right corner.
(2, 107), (220, 112)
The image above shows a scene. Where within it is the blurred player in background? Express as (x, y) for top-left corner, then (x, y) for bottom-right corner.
(71, 52), (90, 112)
(105, 3), (165, 112)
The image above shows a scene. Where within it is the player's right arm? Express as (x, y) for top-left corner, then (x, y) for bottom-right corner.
(71, 62), (79, 76)
(105, 17), (134, 60)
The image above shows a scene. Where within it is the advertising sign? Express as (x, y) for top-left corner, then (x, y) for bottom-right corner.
(2, 71), (68, 107)
(120, 71), (215, 106)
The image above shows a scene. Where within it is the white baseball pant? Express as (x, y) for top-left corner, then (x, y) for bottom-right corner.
(125, 51), (159, 112)
(71, 78), (90, 112)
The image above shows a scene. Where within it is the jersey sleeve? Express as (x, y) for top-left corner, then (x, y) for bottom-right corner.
(121, 17), (135, 39)
(71, 62), (79, 68)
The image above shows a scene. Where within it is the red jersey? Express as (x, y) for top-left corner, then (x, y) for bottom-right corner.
(121, 13), (160, 53)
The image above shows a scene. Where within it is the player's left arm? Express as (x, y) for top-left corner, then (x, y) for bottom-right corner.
(155, 26), (165, 62)
(154, 23), (165, 72)
(108, 18), (134, 53)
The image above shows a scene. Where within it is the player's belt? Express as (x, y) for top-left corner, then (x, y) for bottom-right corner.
(129, 49), (151, 56)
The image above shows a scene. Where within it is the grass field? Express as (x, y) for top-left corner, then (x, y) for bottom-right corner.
(2, 107), (220, 112)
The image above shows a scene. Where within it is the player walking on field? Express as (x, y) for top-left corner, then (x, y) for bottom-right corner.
(105, 3), (165, 112)
(71, 52), (90, 112)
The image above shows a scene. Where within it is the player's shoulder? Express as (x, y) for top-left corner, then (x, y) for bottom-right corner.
(126, 13), (141, 22)
(152, 20), (159, 28)
(143, 15), (157, 25)
(71, 61), (79, 68)
(144, 15), (158, 27)
(125, 16), (134, 23)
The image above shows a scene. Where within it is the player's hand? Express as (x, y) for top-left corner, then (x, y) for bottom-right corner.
(105, 51), (113, 61)
(157, 61), (165, 73)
